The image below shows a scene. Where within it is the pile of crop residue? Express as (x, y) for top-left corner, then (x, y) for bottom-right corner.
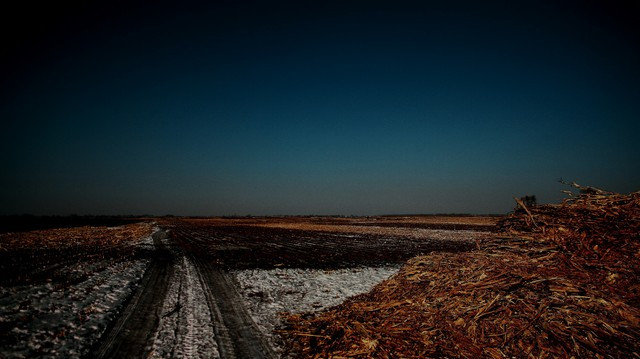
(282, 184), (640, 358)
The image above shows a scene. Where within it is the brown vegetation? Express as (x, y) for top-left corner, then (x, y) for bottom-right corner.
(0, 222), (153, 250)
(0, 222), (153, 285)
(174, 215), (497, 240)
(283, 185), (640, 358)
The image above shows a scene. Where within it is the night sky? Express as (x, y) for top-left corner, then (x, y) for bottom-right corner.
(2, 1), (639, 216)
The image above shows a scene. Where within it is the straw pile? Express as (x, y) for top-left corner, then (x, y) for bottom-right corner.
(283, 184), (640, 358)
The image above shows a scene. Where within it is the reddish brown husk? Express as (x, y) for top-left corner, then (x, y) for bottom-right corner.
(282, 184), (640, 358)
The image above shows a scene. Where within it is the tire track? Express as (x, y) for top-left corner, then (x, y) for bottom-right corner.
(150, 252), (220, 359)
(87, 229), (174, 359)
(191, 255), (277, 359)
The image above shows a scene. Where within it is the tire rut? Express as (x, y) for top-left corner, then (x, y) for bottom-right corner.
(191, 255), (277, 359)
(87, 230), (175, 359)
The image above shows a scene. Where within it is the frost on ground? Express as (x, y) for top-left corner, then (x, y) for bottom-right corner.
(233, 266), (400, 354)
(0, 259), (148, 358)
(150, 255), (219, 359)
(0, 225), (158, 359)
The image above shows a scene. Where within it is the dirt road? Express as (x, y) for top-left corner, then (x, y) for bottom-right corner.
(88, 227), (277, 359)
(191, 255), (276, 359)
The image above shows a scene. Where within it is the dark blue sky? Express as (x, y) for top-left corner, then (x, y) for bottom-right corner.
(2, 1), (639, 215)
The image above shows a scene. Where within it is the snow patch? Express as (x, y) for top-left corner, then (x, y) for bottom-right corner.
(0, 260), (149, 358)
(233, 266), (400, 354)
(149, 255), (219, 359)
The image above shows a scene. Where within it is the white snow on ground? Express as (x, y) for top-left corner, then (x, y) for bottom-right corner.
(150, 255), (219, 359)
(233, 266), (401, 354)
(0, 227), (161, 359)
(0, 259), (149, 359)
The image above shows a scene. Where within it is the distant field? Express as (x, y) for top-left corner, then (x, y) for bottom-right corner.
(173, 214), (498, 234)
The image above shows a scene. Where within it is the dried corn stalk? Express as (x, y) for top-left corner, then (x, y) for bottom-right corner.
(283, 185), (640, 358)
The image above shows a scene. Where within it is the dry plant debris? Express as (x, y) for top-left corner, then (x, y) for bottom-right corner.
(283, 184), (640, 358)
(0, 222), (153, 250)
(0, 222), (154, 285)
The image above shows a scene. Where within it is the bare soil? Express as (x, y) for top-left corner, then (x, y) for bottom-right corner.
(166, 217), (491, 270)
